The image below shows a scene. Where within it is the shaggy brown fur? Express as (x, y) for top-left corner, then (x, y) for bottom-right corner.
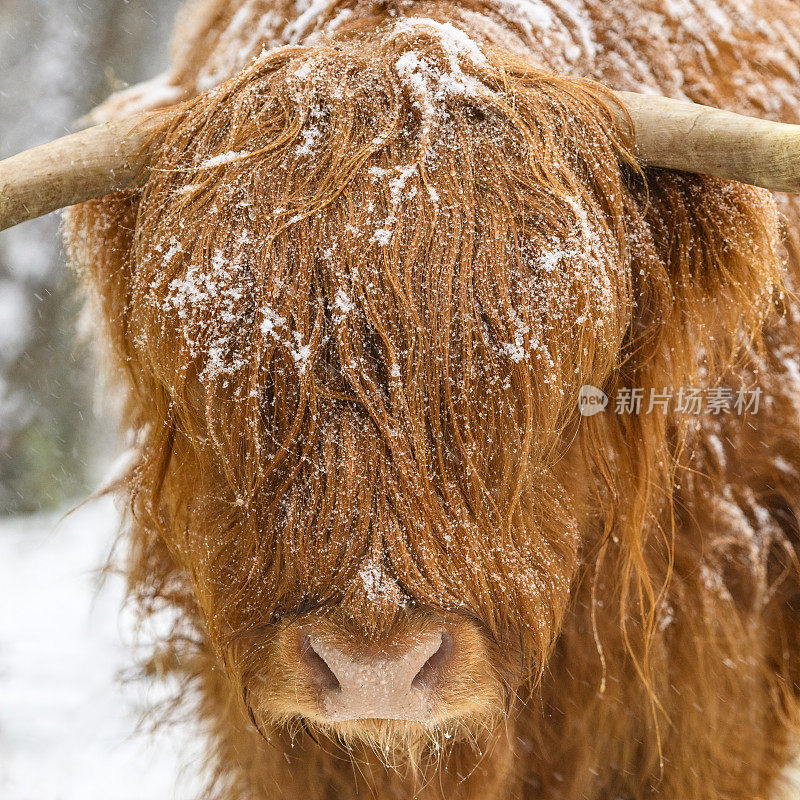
(65, 1), (800, 798)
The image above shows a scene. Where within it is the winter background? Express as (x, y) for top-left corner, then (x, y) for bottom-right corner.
(0, 1), (206, 797)
(2, 1), (800, 799)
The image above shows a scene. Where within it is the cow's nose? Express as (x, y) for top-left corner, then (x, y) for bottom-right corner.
(300, 630), (453, 721)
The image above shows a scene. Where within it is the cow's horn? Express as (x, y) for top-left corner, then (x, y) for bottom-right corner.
(0, 111), (169, 232)
(614, 90), (800, 193)
(2, 93), (800, 233)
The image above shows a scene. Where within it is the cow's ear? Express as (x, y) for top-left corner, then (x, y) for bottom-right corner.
(64, 190), (142, 378)
(625, 170), (783, 372)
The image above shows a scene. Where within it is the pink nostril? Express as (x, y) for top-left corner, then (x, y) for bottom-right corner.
(411, 630), (453, 691)
(299, 629), (454, 721)
(301, 635), (341, 693)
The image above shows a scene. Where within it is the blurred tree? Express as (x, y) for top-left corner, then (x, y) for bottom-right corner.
(0, 0), (183, 514)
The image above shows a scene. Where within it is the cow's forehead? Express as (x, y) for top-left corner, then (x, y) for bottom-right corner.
(129, 51), (633, 422)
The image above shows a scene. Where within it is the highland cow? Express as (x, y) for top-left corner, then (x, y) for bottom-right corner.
(4, 0), (800, 798)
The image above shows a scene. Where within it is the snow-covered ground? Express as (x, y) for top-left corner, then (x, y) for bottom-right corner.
(0, 496), (204, 800)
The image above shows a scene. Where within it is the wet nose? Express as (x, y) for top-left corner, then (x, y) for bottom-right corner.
(300, 630), (453, 721)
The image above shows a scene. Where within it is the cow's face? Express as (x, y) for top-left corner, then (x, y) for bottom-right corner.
(116, 28), (662, 758)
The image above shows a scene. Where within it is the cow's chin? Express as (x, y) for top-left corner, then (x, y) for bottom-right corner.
(289, 712), (504, 769)
(241, 612), (511, 765)
(250, 702), (506, 773)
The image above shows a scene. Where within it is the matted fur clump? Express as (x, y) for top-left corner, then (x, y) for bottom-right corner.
(65, 2), (800, 799)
